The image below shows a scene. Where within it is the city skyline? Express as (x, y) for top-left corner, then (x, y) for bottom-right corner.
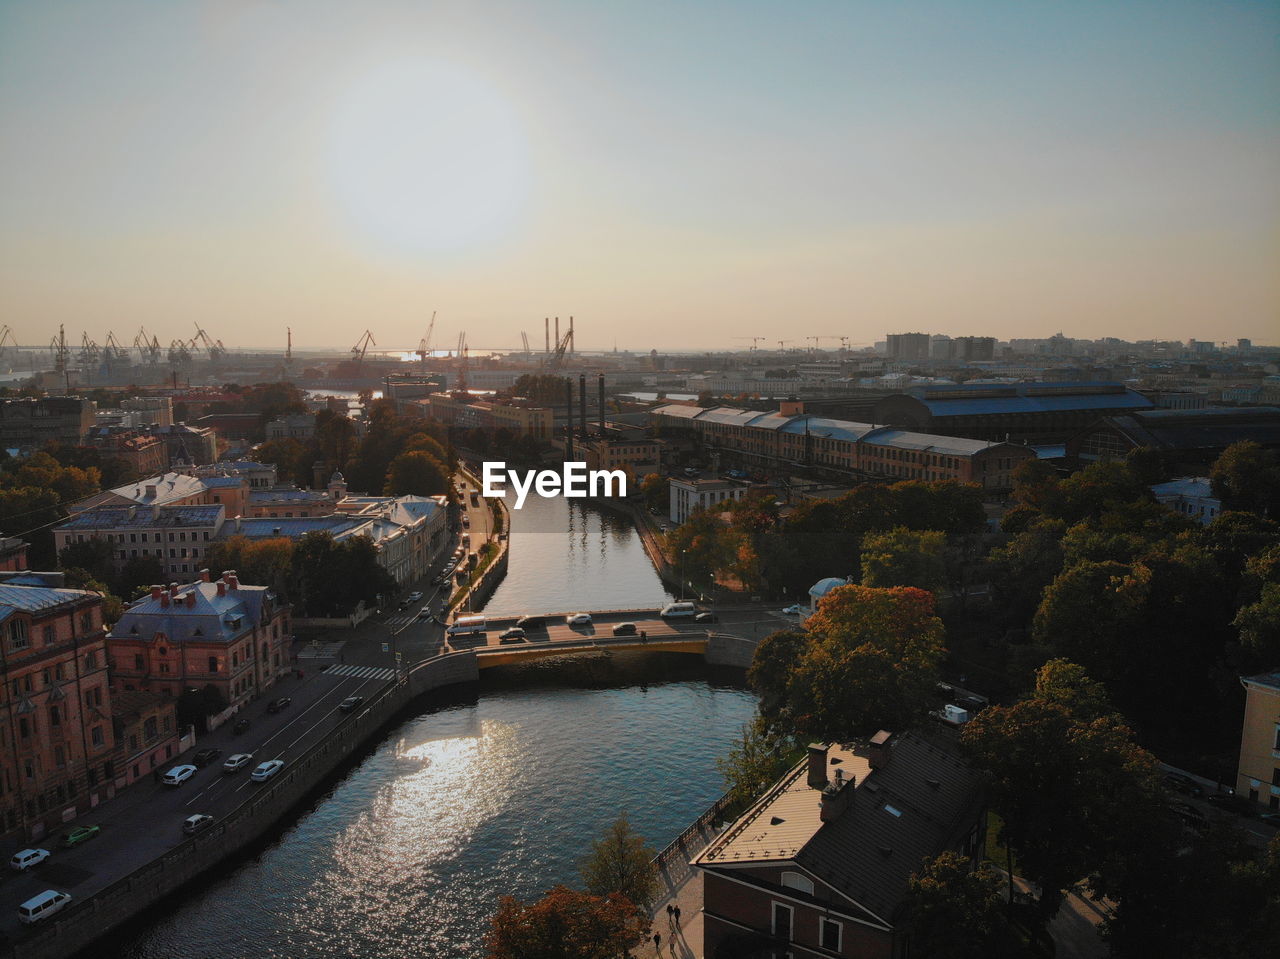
(1, 0), (1277, 351)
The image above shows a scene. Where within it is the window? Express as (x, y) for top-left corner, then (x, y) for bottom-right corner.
(54, 746), (65, 768)
(820, 918), (842, 951)
(42, 625), (56, 646)
(1273, 768), (1280, 787)
(134, 654), (144, 670)
(1274, 725), (1280, 751)
(772, 903), (793, 940)
(8, 620), (29, 650)
(208, 656), (219, 673)
(49, 705), (61, 728)
(780, 872), (813, 895)
(91, 726), (105, 747)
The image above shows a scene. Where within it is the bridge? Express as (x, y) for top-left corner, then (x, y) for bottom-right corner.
(473, 633), (711, 668)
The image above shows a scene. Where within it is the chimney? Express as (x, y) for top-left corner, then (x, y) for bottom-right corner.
(869, 730), (893, 769)
(598, 373), (606, 437)
(199, 568), (211, 582)
(160, 591), (170, 608)
(150, 585), (163, 600)
(820, 775), (855, 823)
(565, 378), (575, 459)
(806, 743), (828, 789)
(185, 591), (196, 608)
(579, 375), (587, 441)
(169, 582), (179, 597)
(217, 581), (226, 597)
(226, 570), (239, 590)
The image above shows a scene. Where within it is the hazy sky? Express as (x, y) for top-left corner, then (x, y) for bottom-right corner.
(2, 0), (1277, 352)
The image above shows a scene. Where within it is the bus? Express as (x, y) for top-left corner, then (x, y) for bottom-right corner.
(446, 615), (487, 636)
(660, 601), (698, 618)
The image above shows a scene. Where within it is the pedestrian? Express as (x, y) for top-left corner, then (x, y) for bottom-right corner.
(666, 904), (673, 919)
(673, 905), (681, 924)
(653, 932), (661, 949)
(641, 630), (648, 643)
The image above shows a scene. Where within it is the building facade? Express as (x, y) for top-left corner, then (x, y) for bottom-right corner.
(669, 477), (748, 524)
(1237, 672), (1280, 813)
(0, 584), (118, 842)
(0, 397), (96, 451)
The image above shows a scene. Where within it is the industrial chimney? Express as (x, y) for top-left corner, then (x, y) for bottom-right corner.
(565, 378), (575, 459)
(598, 373), (606, 437)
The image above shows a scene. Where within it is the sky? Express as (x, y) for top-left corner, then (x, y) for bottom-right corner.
(1, 0), (1277, 353)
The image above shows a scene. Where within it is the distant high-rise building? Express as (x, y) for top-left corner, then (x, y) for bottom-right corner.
(953, 336), (996, 361)
(1238, 338), (1253, 351)
(885, 332), (930, 362)
(929, 335), (953, 361)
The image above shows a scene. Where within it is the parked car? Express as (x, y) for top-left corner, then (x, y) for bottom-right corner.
(61, 825), (100, 848)
(1163, 772), (1205, 798)
(183, 814), (215, 836)
(499, 634), (528, 645)
(397, 599), (410, 610)
(417, 606), (433, 620)
(499, 627), (526, 640)
(516, 616), (546, 630)
(191, 748), (222, 768)
(694, 612), (717, 624)
(782, 604), (803, 615)
(338, 696), (365, 713)
(407, 591), (423, 602)
(222, 753), (254, 773)
(566, 613), (592, 626)
(1260, 811), (1280, 828)
(9, 848), (50, 872)
(266, 697), (292, 714)
(611, 622), (637, 636)
(251, 759), (285, 782)
(161, 764), (198, 786)
(1207, 793), (1256, 817)
(232, 718), (251, 734)
(18, 890), (72, 925)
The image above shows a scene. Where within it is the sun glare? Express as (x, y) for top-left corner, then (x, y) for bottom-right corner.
(325, 58), (527, 256)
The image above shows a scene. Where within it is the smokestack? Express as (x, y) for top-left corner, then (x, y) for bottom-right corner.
(579, 375), (587, 441)
(569, 315), (574, 356)
(598, 373), (605, 437)
(565, 378), (574, 459)
(544, 317), (549, 354)
(555, 316), (560, 351)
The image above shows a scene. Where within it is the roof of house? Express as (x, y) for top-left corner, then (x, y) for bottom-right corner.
(895, 382), (1153, 418)
(1094, 407), (1280, 451)
(247, 487), (331, 504)
(862, 428), (1002, 457)
(695, 732), (985, 923)
(107, 472), (208, 506)
(58, 505), (224, 531)
(0, 584), (101, 622)
(109, 580), (273, 645)
(1150, 477), (1215, 499)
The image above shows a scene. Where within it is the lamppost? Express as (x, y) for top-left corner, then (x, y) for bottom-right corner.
(679, 550), (686, 602)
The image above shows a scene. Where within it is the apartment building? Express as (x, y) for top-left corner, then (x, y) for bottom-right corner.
(1237, 672), (1280, 812)
(0, 397), (96, 451)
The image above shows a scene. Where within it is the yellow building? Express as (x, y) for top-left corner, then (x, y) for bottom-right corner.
(582, 437), (663, 482)
(416, 394), (553, 439)
(1237, 671), (1280, 811)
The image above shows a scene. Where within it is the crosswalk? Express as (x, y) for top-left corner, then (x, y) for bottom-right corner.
(322, 663), (399, 682)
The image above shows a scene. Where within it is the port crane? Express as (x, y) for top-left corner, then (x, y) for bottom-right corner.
(545, 316), (575, 372)
(351, 330), (376, 372)
(134, 327), (162, 364)
(78, 333), (99, 368)
(192, 323), (226, 364)
(416, 313), (436, 370)
(168, 338), (192, 367)
(50, 326), (68, 372)
(0, 325), (17, 363)
(733, 337), (766, 351)
(455, 331), (469, 392)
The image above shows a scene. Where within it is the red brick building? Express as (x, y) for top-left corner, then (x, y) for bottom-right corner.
(0, 583), (118, 842)
(693, 732), (986, 958)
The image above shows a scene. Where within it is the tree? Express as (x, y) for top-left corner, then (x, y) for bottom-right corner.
(716, 715), (802, 811)
(117, 556), (167, 598)
(579, 813), (659, 912)
(901, 852), (1018, 959)
(860, 527), (947, 593)
(785, 585), (945, 740)
(639, 473), (668, 513)
(746, 629), (808, 725)
(58, 538), (116, 586)
(1210, 440), (1280, 516)
(384, 450), (450, 497)
(1235, 582), (1280, 662)
(485, 886), (649, 959)
(962, 662), (1161, 922)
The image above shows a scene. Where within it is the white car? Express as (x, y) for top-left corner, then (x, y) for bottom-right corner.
(250, 759), (285, 782)
(566, 613), (592, 626)
(9, 848), (50, 872)
(161, 764), (198, 786)
(782, 604), (804, 616)
(183, 814), (215, 835)
(406, 591), (423, 602)
(222, 753), (254, 774)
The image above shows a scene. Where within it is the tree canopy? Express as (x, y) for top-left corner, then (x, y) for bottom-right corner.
(485, 886), (649, 959)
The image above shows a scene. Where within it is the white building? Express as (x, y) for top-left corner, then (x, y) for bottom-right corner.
(668, 476), (747, 524)
(1150, 477), (1221, 525)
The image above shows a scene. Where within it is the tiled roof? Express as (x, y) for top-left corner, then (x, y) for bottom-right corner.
(109, 581), (272, 645)
(696, 732), (985, 923)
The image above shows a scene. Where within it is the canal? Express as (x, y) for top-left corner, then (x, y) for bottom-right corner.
(112, 497), (755, 959)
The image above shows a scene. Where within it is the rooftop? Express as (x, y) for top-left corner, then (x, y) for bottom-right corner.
(58, 505), (224, 530)
(109, 578), (275, 645)
(0, 583), (101, 617)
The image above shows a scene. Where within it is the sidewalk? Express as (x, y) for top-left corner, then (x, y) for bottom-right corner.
(648, 817), (723, 959)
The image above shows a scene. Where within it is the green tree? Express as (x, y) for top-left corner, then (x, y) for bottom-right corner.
(117, 556), (167, 598)
(485, 886), (649, 959)
(860, 527), (947, 593)
(901, 851), (1018, 959)
(58, 538), (116, 586)
(1210, 440), (1280, 515)
(746, 629), (808, 725)
(716, 715), (802, 811)
(579, 814), (659, 913)
(384, 450), (450, 496)
(639, 473), (668, 513)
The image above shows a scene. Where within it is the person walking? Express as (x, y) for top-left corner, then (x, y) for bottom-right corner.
(653, 932), (661, 950)
(673, 905), (681, 925)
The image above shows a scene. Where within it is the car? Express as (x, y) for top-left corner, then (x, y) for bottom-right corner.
(61, 825), (101, 848)
(407, 591), (423, 602)
(683, 467), (699, 476)
(417, 606), (433, 620)
(499, 627), (526, 640)
(782, 604), (803, 615)
(161, 764), (198, 786)
(499, 634), (528, 645)
(1207, 793), (1256, 817)
(182, 814), (215, 836)
(18, 890), (72, 925)
(1163, 772), (1205, 798)
(516, 616), (546, 630)
(191, 747), (222, 768)
(9, 848), (50, 872)
(338, 696), (365, 713)
(232, 718), (251, 734)
(398, 599), (410, 610)
(462, 517), (471, 529)
(694, 612), (717, 624)
(222, 753), (254, 773)
(611, 622), (637, 636)
(251, 759), (285, 782)
(266, 697), (292, 714)
(1259, 811), (1280, 828)
(659, 524), (669, 533)
(566, 613), (592, 626)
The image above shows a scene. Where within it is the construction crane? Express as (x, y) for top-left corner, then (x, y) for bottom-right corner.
(455, 331), (469, 392)
(0, 325), (17, 363)
(78, 332), (100, 368)
(545, 316), (575, 372)
(50, 325), (68, 372)
(416, 313), (436, 370)
(168, 338), (192, 367)
(351, 330), (376, 372)
(192, 323), (226, 364)
(733, 337), (766, 351)
(134, 326), (162, 364)
(778, 340), (792, 352)
(521, 331), (530, 354)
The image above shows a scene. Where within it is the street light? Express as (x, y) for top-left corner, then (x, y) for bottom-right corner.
(679, 550), (686, 602)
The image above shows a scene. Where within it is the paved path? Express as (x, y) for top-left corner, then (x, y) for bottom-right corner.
(648, 817), (725, 959)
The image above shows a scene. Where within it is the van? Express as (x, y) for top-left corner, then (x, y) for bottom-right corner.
(18, 890), (71, 924)
(446, 615), (487, 636)
(660, 602), (697, 618)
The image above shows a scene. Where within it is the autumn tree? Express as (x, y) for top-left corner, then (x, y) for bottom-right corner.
(384, 450), (450, 497)
(1210, 440), (1280, 516)
(717, 715), (802, 811)
(901, 851), (1019, 959)
(579, 813), (659, 913)
(638, 473), (668, 513)
(485, 886), (649, 959)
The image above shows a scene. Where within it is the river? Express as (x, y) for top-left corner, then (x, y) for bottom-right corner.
(110, 498), (754, 958)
